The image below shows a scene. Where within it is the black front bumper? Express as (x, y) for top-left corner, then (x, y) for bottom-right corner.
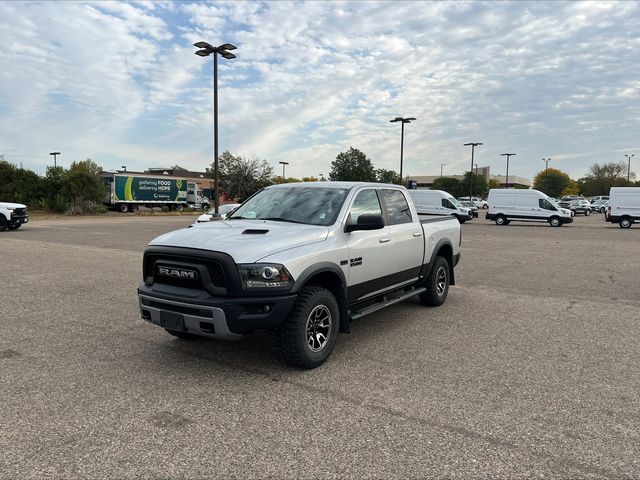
(10, 209), (29, 225)
(138, 282), (298, 337)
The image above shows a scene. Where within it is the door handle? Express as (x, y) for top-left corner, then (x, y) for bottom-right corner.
(413, 232), (423, 237)
(379, 237), (391, 243)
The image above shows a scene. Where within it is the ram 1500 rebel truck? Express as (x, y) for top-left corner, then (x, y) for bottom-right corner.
(0, 202), (29, 231)
(138, 182), (461, 368)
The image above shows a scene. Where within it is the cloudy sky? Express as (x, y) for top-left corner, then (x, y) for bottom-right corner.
(1, 1), (639, 181)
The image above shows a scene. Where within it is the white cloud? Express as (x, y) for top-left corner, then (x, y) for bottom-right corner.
(0, 1), (639, 181)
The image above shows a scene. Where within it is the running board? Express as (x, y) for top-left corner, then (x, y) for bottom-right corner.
(350, 287), (426, 321)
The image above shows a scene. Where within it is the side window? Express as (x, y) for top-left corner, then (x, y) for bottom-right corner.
(349, 189), (382, 225)
(441, 198), (455, 209)
(382, 189), (413, 225)
(539, 199), (557, 211)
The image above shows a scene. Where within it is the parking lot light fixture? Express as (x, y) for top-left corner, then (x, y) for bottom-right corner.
(501, 153), (516, 188)
(49, 152), (60, 168)
(279, 161), (289, 181)
(464, 143), (482, 197)
(390, 117), (416, 184)
(542, 157), (551, 173)
(194, 41), (237, 214)
(625, 154), (635, 182)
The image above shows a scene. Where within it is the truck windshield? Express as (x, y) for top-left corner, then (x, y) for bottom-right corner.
(228, 187), (350, 226)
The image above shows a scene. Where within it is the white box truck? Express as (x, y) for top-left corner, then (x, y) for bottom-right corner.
(486, 189), (573, 227)
(607, 187), (640, 228)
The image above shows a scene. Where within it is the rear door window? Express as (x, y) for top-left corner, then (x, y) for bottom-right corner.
(381, 189), (413, 225)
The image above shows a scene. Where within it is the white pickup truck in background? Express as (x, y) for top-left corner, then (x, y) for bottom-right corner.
(138, 182), (461, 368)
(0, 202), (29, 231)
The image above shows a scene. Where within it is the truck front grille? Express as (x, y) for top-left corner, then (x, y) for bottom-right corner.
(144, 253), (226, 293)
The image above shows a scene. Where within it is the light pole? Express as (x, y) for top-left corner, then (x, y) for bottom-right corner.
(390, 116), (416, 184)
(279, 161), (289, 181)
(464, 142), (482, 197)
(440, 163), (445, 178)
(474, 163), (478, 197)
(501, 153), (516, 188)
(194, 41), (237, 214)
(49, 152), (60, 168)
(625, 154), (635, 182)
(542, 157), (551, 173)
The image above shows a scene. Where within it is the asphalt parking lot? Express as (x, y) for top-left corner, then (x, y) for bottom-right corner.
(1, 214), (639, 479)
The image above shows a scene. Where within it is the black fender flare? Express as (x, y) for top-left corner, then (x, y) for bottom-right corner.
(292, 263), (349, 333)
(420, 239), (456, 286)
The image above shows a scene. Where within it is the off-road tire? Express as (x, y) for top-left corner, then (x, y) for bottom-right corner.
(164, 328), (198, 339)
(279, 286), (339, 369)
(620, 217), (632, 229)
(495, 215), (507, 226)
(420, 256), (450, 307)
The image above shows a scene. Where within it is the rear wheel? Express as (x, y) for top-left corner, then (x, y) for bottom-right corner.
(279, 286), (339, 369)
(118, 203), (129, 213)
(482, 204), (488, 209)
(495, 215), (507, 225)
(420, 256), (450, 307)
(585, 209), (591, 216)
(549, 216), (562, 227)
(620, 217), (632, 228)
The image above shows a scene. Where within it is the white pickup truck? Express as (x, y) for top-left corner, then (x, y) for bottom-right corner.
(138, 182), (461, 368)
(0, 202), (29, 231)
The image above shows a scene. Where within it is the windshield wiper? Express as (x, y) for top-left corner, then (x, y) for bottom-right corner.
(258, 217), (306, 224)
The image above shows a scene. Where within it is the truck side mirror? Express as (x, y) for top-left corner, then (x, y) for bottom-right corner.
(345, 214), (385, 232)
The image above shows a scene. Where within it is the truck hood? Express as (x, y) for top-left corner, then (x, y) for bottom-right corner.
(0, 202), (27, 209)
(148, 220), (330, 263)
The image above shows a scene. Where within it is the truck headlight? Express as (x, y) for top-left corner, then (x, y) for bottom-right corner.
(238, 264), (294, 289)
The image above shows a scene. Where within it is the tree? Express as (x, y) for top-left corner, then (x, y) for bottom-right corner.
(212, 151), (273, 201)
(431, 177), (462, 197)
(64, 159), (106, 213)
(577, 162), (632, 196)
(487, 178), (501, 190)
(0, 160), (44, 206)
(533, 168), (573, 198)
(171, 164), (189, 173)
(460, 171), (488, 198)
(301, 176), (318, 182)
(329, 147), (376, 182)
(375, 168), (401, 184)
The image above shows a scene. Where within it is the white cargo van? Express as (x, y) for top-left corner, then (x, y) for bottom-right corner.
(486, 189), (573, 227)
(408, 190), (473, 223)
(607, 187), (640, 228)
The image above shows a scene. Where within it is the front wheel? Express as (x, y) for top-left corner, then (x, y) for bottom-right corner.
(585, 209), (591, 216)
(482, 204), (488, 209)
(7, 223), (21, 230)
(549, 216), (562, 227)
(420, 256), (450, 307)
(279, 286), (339, 369)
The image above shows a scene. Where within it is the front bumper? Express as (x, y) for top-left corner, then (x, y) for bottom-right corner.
(138, 283), (298, 339)
(10, 211), (29, 225)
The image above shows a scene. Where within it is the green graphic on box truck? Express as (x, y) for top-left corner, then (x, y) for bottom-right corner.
(114, 176), (187, 202)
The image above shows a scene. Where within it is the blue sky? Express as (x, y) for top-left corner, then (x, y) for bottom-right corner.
(0, 1), (638, 181)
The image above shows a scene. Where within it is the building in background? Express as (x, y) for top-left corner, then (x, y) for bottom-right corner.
(409, 166), (531, 190)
